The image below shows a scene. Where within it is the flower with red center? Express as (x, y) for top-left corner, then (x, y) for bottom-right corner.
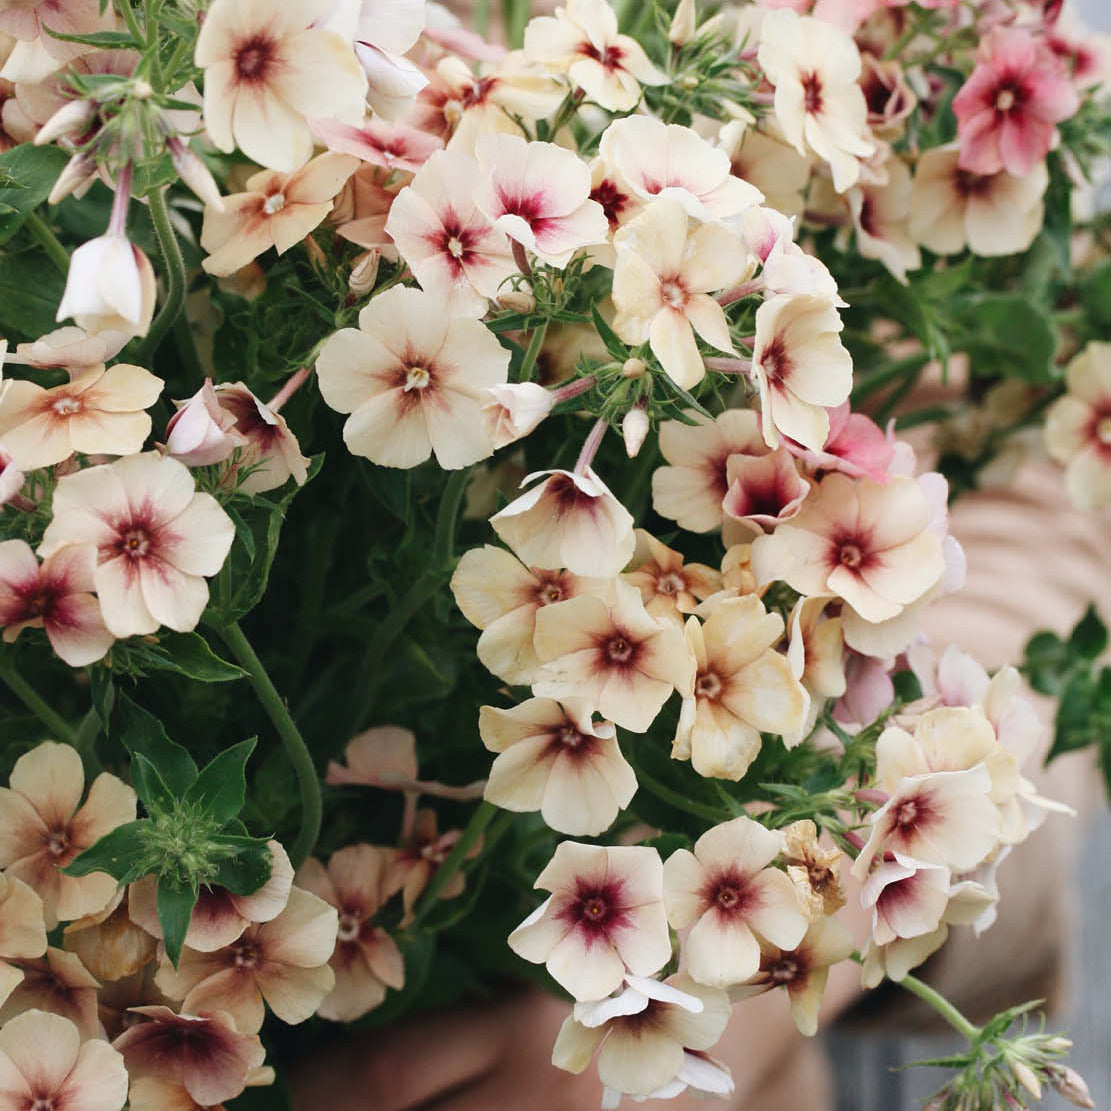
(0, 947), (100, 1039)
(721, 446), (811, 533)
(316, 285), (511, 469)
(0, 363), (162, 470)
(663, 815), (809, 988)
(508, 842), (671, 1001)
(952, 26), (1078, 178)
(622, 530), (720, 624)
(0, 874), (47, 1011)
(0, 541), (114, 667)
(474, 133), (609, 268)
(0, 1010), (128, 1111)
(479, 697), (636, 836)
(0, 741), (135, 928)
(310, 115), (443, 174)
(1045, 340), (1111, 511)
(385, 149), (517, 318)
(212, 383), (310, 494)
(859, 51), (917, 135)
(751, 294), (853, 452)
(846, 156), (921, 283)
(523, 0), (667, 112)
(113, 1006), (265, 1106)
(38, 453), (235, 639)
(612, 198), (752, 390)
(533, 580), (694, 733)
(860, 854), (950, 946)
(787, 400), (894, 484)
(295, 844), (404, 1023)
(195, 0), (367, 171)
(384, 809), (476, 926)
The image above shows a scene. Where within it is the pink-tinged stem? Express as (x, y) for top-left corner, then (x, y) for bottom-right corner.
(749, 89), (774, 104)
(854, 788), (890, 807)
(573, 417), (608, 474)
(704, 356), (752, 375)
(843, 829), (867, 851)
(716, 279), (763, 306)
(550, 374), (596, 404)
(268, 367), (312, 413)
(107, 163), (133, 236)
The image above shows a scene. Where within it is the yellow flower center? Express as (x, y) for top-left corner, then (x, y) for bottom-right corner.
(404, 365), (430, 391)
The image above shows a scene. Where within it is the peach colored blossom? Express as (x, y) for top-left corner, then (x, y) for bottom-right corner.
(213, 382), (310, 494)
(329, 164), (402, 251)
(38, 453), (235, 639)
(785, 596), (846, 744)
(0, 946), (99, 1039)
(479, 698), (635, 836)
(846, 155), (921, 282)
(0, 741), (134, 928)
(0, 875), (46, 1011)
(1045, 340), (1111, 510)
(62, 888), (156, 984)
(622, 530), (720, 625)
(717, 120), (810, 219)
(722, 446), (811, 534)
(509, 842), (671, 1001)
(860, 854), (950, 946)
(480, 382), (555, 448)
(859, 51), (917, 136)
(385, 808), (475, 926)
(311, 114), (442, 174)
(164, 380), (245, 468)
(788, 400), (894, 484)
(295, 845), (404, 1022)
(127, 1066), (275, 1111)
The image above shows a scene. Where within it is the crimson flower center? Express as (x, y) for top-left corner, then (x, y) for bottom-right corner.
(337, 911), (361, 943)
(839, 543), (863, 569)
(235, 36), (274, 82)
(582, 896), (608, 921)
(30, 1099), (56, 1111)
(44, 829), (69, 857)
(695, 671), (723, 700)
(233, 940), (261, 970)
(558, 726), (585, 749)
(770, 957), (800, 985)
(761, 337), (792, 385)
(1096, 416), (1111, 445)
(538, 583), (564, 605)
(121, 528), (151, 558)
(894, 799), (918, 827)
(606, 636), (634, 663)
(801, 71), (824, 115)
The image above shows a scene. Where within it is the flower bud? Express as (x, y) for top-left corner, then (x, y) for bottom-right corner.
(669, 0), (697, 45)
(1011, 1061), (1042, 1100)
(167, 136), (224, 211)
(47, 152), (98, 205)
(480, 382), (554, 448)
(1050, 1066), (1094, 1108)
(34, 98), (95, 146)
(348, 250), (380, 296)
(622, 357), (646, 379)
(497, 290), (535, 313)
(165, 380), (245, 467)
(622, 404), (649, 458)
(56, 233), (156, 339)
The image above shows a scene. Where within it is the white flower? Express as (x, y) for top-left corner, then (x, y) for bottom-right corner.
(56, 234), (156, 339)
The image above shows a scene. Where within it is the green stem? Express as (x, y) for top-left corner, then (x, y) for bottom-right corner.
(411, 801), (497, 928)
(139, 187), (187, 365)
(898, 972), (983, 1042)
(117, 0), (145, 44)
(434, 467), (471, 564)
(0, 658), (77, 744)
(72, 707), (103, 779)
(516, 318), (549, 382)
(632, 761), (726, 824)
(217, 620), (321, 868)
(171, 299), (205, 381)
(25, 210), (70, 275)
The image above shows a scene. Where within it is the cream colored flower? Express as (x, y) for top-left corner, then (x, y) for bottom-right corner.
(1045, 340), (1111, 510)
(0, 874), (47, 1010)
(196, 0), (368, 171)
(847, 155), (921, 283)
(785, 596), (846, 745)
(56, 233), (156, 339)
(622, 530), (720, 625)
(721, 446), (811, 533)
(717, 120), (811, 218)
(315, 285), (510, 469)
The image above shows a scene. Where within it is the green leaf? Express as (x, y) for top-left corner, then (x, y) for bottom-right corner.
(0, 144), (68, 244)
(64, 820), (148, 881)
(949, 294), (1057, 383)
(1067, 604), (1107, 661)
(1081, 263), (1111, 333)
(211, 834), (274, 895)
(0, 252), (66, 339)
(591, 303), (627, 360)
(158, 879), (199, 967)
(116, 694), (198, 795)
(129, 752), (177, 815)
(89, 667), (115, 730)
(184, 738), (257, 824)
(123, 631), (246, 682)
(42, 28), (140, 47)
(1047, 668), (1096, 762)
(1022, 629), (1070, 696)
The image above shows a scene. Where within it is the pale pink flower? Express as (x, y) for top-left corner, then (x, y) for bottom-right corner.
(295, 845), (404, 1022)
(860, 51), (917, 136)
(752, 294), (853, 451)
(909, 145), (1048, 257)
(385, 808), (475, 925)
(128, 1067), (275, 1111)
(860, 854), (950, 945)
(490, 467), (635, 577)
(451, 546), (604, 684)
(612, 198), (751, 390)
(788, 400), (894, 483)
(165, 380), (245, 468)
(113, 1007), (266, 1106)
(316, 285), (510, 469)
(343, 0), (429, 120)
(953, 26), (1078, 178)
(846, 155), (921, 282)
(0, 541), (113, 667)
(0, 742), (134, 928)
(663, 816), (808, 987)
(56, 233), (156, 339)
(675, 596), (807, 780)
(0, 1010), (128, 1111)
(474, 133), (608, 268)
(0, 946), (99, 1039)
(0, 0), (110, 82)
(651, 408), (766, 532)
(479, 698), (636, 836)
(1045, 340), (1111, 510)
(310, 115), (443, 173)
(757, 10), (874, 192)
(553, 974), (732, 1098)
(201, 153), (360, 276)
(214, 383), (310, 494)
(385, 149), (517, 318)
(533, 580), (694, 733)
(38, 453), (235, 639)
(750, 472), (945, 625)
(622, 530), (720, 625)
(508, 842), (671, 1001)
(329, 165), (401, 251)
(0, 363), (162, 470)
(785, 596), (846, 743)
(0, 875), (47, 1010)
(14, 326), (129, 373)
(480, 383), (555, 448)
(156, 887), (337, 1034)
(196, 0), (368, 172)
(722, 446), (811, 532)
(523, 0), (667, 112)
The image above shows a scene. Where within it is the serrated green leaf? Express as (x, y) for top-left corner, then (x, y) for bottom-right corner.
(158, 879), (199, 967)
(64, 820), (148, 881)
(116, 694), (198, 795)
(184, 738), (256, 824)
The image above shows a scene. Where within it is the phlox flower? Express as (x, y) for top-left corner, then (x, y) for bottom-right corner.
(0, 0), (107, 75)
(38, 453), (235, 639)
(385, 149), (517, 318)
(0, 541), (113, 667)
(1045, 340), (1111, 510)
(784, 597), (846, 745)
(533, 580), (694, 733)
(127, 1067), (275, 1111)
(385, 808), (476, 925)
(479, 698), (636, 836)
(329, 166), (402, 252)
(846, 155), (921, 283)
(113, 1007), (266, 1107)
(196, 0), (368, 172)
(552, 974), (732, 1099)
(0, 741), (135, 928)
(342, 0), (429, 120)
(165, 380), (245, 468)
(861, 854), (950, 946)
(508, 842), (671, 1001)
(909, 145), (1048, 258)
(0, 1010), (128, 1111)
(473, 133), (609, 268)
(213, 383), (310, 494)
(156, 887), (337, 1034)
(0, 874), (46, 1010)
(757, 10), (875, 192)
(523, 0), (667, 112)
(663, 816), (809, 987)
(752, 293), (853, 451)
(674, 595), (807, 781)
(451, 545), (604, 684)
(622, 531), (721, 625)
(310, 115), (443, 174)
(787, 400), (894, 484)
(612, 198), (751, 390)
(781, 819), (846, 919)
(651, 408), (766, 533)
(732, 914), (855, 1035)
(13, 326), (129, 375)
(480, 382), (555, 448)
(316, 285), (510, 469)
(296, 845), (404, 1022)
(0, 946), (100, 1039)
(717, 120), (811, 219)
(62, 888), (157, 983)
(721, 446), (811, 534)
(200, 153), (360, 276)
(56, 233), (156, 339)
(490, 467), (635, 578)
(952, 26), (1078, 178)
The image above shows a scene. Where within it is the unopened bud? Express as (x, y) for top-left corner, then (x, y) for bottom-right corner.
(497, 290), (535, 313)
(348, 250), (380, 296)
(132, 79), (154, 99)
(669, 0), (697, 45)
(1042, 1037), (1073, 1053)
(1011, 1061), (1042, 1100)
(622, 404), (649, 458)
(34, 98), (95, 146)
(168, 137), (224, 211)
(1050, 1066), (1095, 1108)
(680, 73), (699, 89)
(47, 152), (98, 204)
(303, 234), (327, 274)
(622, 357), (646, 379)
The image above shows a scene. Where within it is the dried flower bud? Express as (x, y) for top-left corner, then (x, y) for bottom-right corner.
(34, 99), (95, 146)
(348, 250), (380, 296)
(669, 0), (697, 45)
(497, 290), (535, 313)
(1050, 1066), (1095, 1108)
(622, 404), (649, 458)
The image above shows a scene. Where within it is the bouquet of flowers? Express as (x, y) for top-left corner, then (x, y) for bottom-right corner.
(0, 0), (1106, 1107)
